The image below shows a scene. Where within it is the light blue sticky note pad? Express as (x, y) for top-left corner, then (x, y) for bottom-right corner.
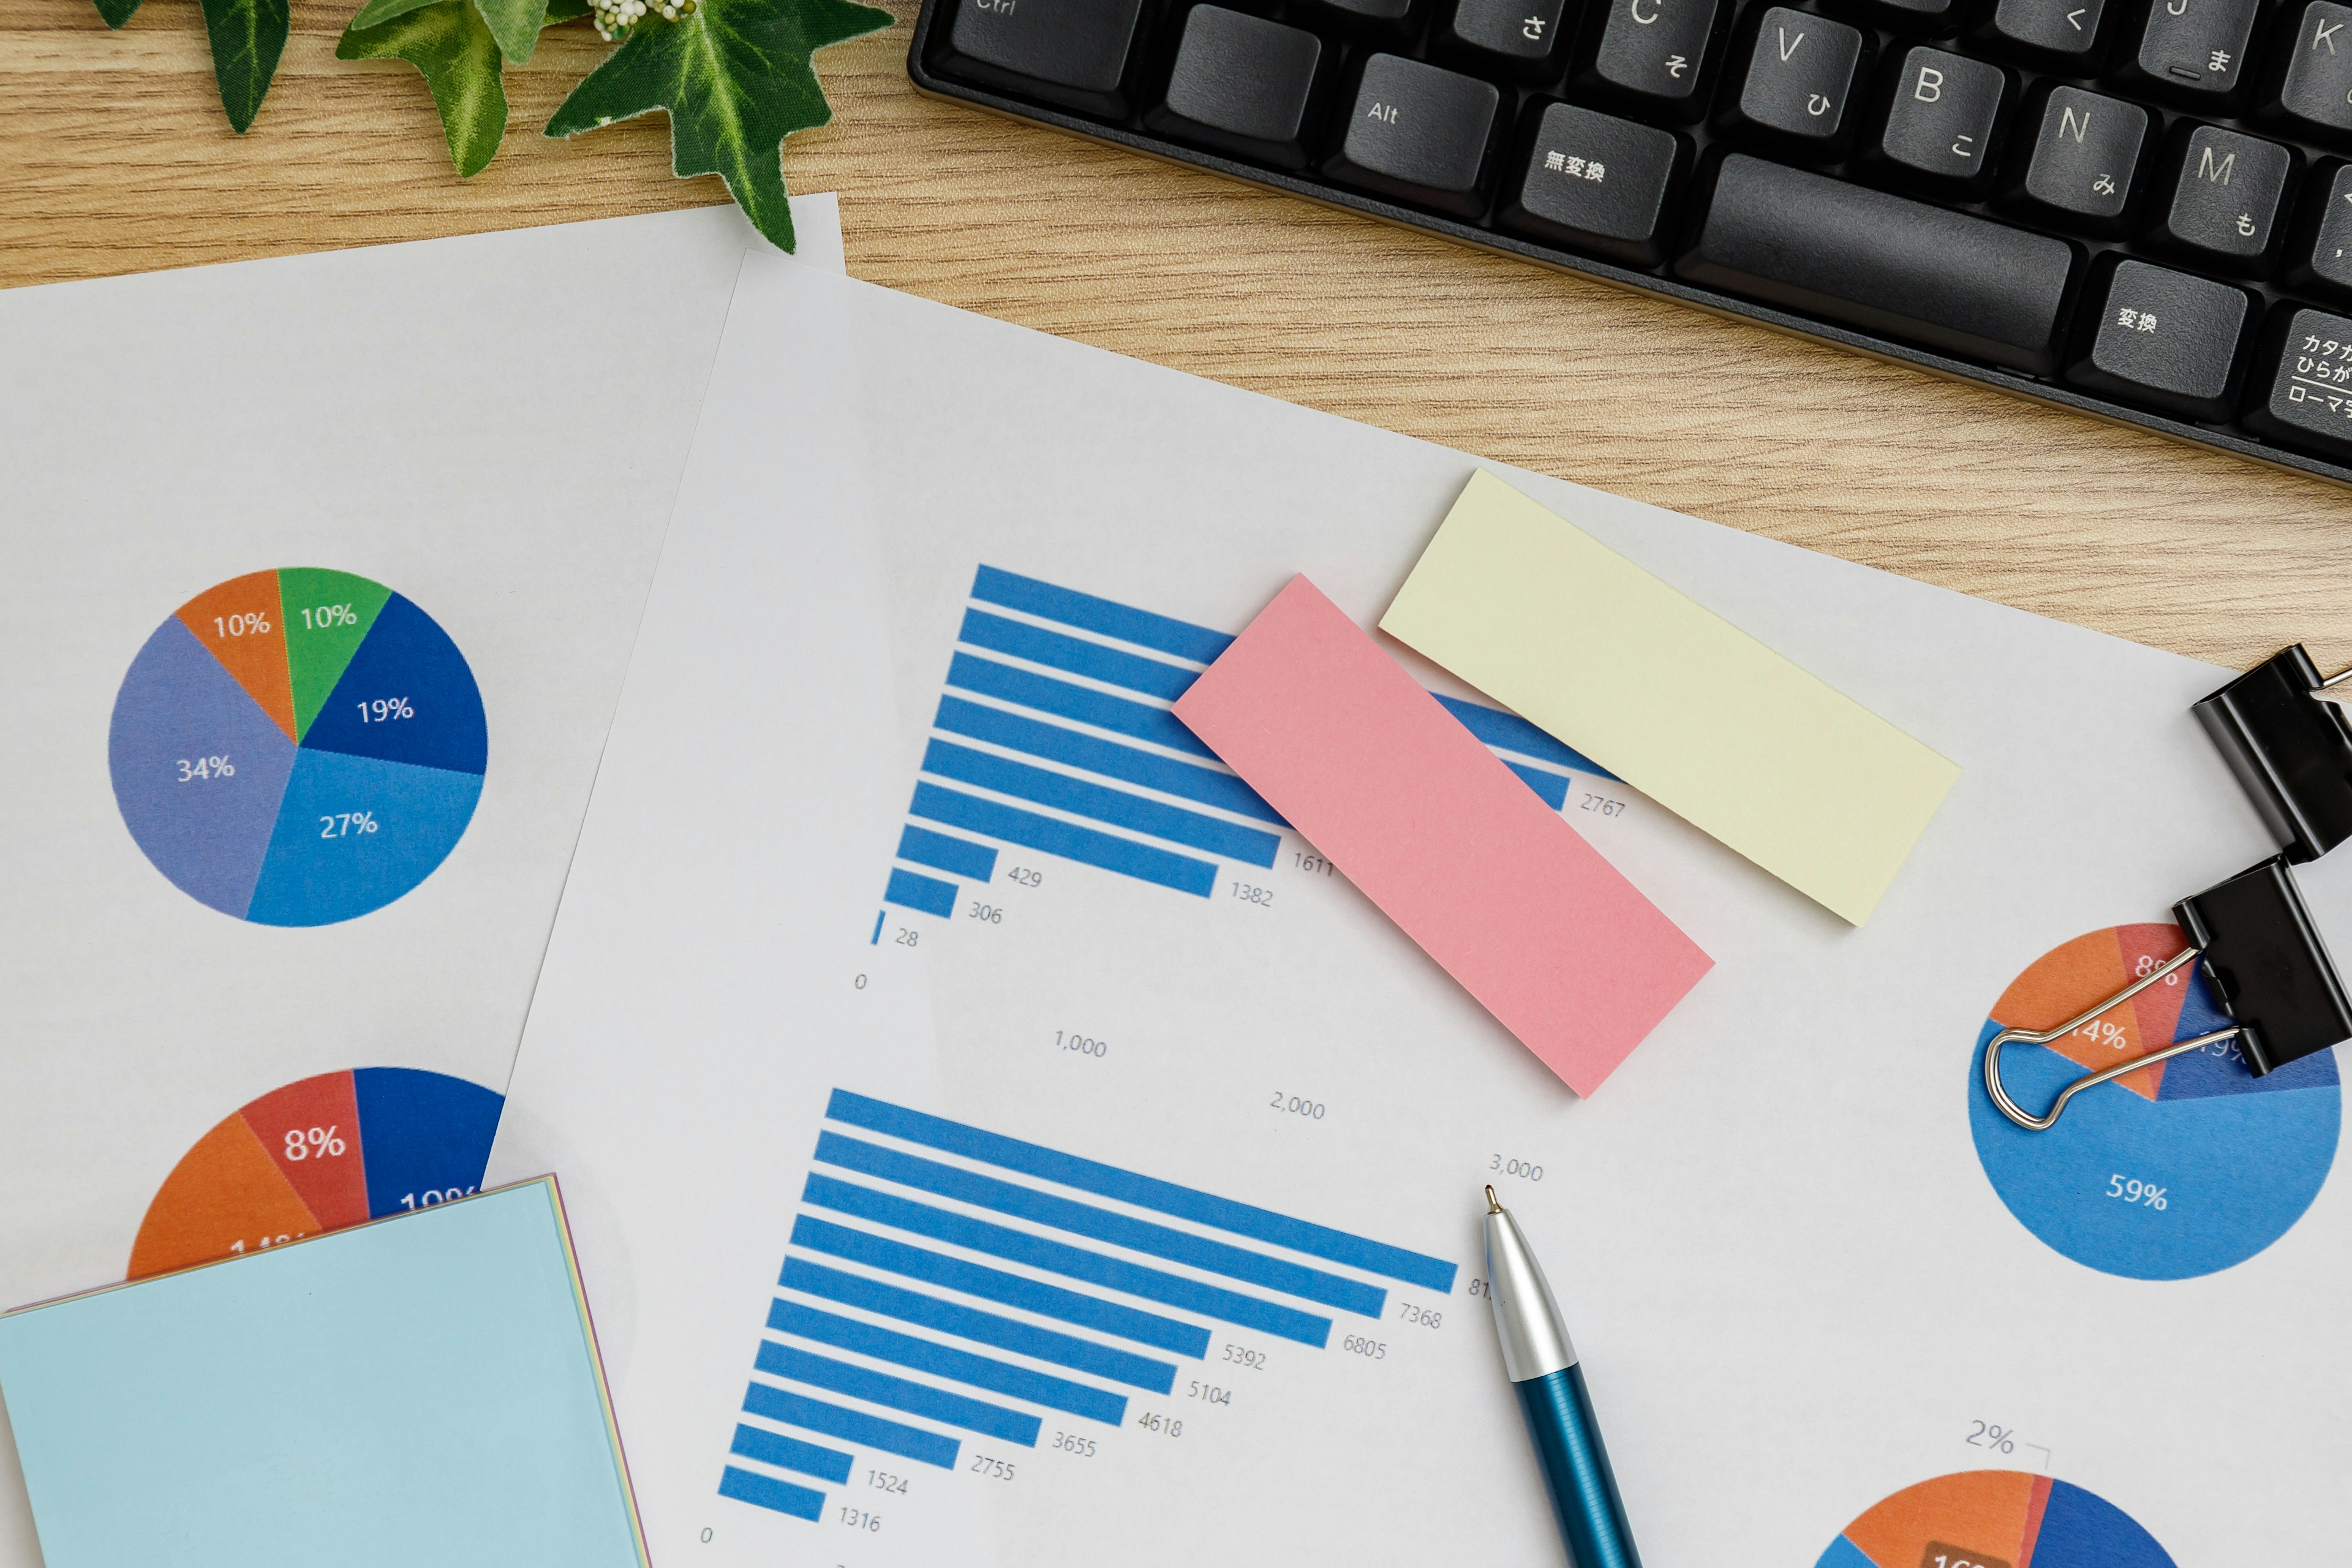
(0, 1178), (646, 1568)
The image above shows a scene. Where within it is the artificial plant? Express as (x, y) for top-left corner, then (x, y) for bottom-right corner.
(89, 0), (890, 251)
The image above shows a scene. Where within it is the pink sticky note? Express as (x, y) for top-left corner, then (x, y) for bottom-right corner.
(1174, 576), (1711, 1095)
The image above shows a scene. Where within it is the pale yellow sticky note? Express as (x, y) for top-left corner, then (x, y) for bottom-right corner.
(1380, 471), (1959, 925)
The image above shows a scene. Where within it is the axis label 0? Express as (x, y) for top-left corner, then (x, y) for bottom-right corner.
(127, 1068), (505, 1279)
(108, 568), (488, 925)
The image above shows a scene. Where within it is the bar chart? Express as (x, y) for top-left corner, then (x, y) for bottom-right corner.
(877, 566), (1609, 924)
(715, 1088), (1456, 1526)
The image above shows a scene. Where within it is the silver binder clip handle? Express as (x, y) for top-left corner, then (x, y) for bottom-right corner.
(1982, 946), (2242, 1131)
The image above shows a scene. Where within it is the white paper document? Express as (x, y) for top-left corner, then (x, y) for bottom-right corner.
(0, 200), (839, 1568)
(489, 257), (2350, 1567)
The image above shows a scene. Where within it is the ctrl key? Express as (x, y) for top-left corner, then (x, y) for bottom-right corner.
(1498, 103), (1687, 267)
(2245, 306), (2352, 461)
(939, 0), (1148, 116)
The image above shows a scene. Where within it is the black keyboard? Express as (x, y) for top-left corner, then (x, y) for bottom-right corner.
(907, 0), (2352, 485)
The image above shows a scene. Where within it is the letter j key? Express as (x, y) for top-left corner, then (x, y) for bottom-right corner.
(2125, 0), (2261, 108)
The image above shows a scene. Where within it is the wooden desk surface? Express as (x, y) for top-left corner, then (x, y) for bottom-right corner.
(5, 0), (2348, 670)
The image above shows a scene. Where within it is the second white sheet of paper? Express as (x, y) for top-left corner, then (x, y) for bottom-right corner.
(489, 257), (2352, 1567)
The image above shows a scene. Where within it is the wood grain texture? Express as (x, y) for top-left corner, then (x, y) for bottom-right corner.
(5, 0), (2349, 669)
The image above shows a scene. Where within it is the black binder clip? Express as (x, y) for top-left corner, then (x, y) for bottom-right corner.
(2193, 644), (2352, 863)
(1984, 856), (2352, 1131)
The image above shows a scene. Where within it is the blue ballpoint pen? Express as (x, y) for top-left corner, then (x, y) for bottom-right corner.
(1483, 1185), (1642, 1568)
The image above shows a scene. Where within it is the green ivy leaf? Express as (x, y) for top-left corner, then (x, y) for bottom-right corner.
(543, 0), (890, 252)
(472, 0), (552, 64)
(337, 0), (508, 176)
(348, 0), (446, 28)
(200, 0), (292, 132)
(336, 0), (587, 178)
(349, 0), (549, 59)
(91, 0), (144, 31)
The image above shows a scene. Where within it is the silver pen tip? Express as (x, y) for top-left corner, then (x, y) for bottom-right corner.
(1484, 1184), (1502, 1214)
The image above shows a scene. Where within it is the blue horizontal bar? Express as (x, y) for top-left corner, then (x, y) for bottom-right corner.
(1507, 761), (1570, 810)
(947, 653), (1218, 760)
(972, 566), (1235, 665)
(758, 1341), (1042, 1446)
(908, 783), (1216, 899)
(783, 1256), (1177, 1393)
(935, 696), (1282, 826)
(1435, 694), (1613, 779)
(897, 824), (997, 883)
(769, 1300), (1128, 1426)
(730, 1423), (852, 1485)
(883, 866), (957, 918)
(719, 1464), (824, 1521)
(790, 1215), (1210, 1358)
(922, 739), (1280, 867)
(816, 1132), (1383, 1318)
(959, 609), (1197, 702)
(742, 1382), (959, 1469)
(802, 1173), (1333, 1347)
(826, 1090), (1460, 1294)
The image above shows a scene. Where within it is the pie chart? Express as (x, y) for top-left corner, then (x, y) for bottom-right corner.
(1968, 923), (2341, 1280)
(108, 568), (488, 925)
(1814, 1470), (2176, 1568)
(127, 1068), (505, 1280)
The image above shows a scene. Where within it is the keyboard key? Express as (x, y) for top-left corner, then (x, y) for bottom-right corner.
(941, 0), (1148, 116)
(2147, 123), (2295, 272)
(1978, 0), (2108, 63)
(1440, 0), (1572, 75)
(2244, 304), (2352, 456)
(1580, 0), (1724, 118)
(2264, 1), (2352, 141)
(1324, 54), (1502, 216)
(1675, 153), (2076, 371)
(1722, 7), (1868, 152)
(2124, 0), (2260, 107)
(2065, 258), (2253, 417)
(1841, 0), (1956, 33)
(1874, 46), (2008, 189)
(2283, 159), (2352, 296)
(1498, 102), (1688, 263)
(2010, 85), (2151, 232)
(1310, 0), (1415, 28)
(1146, 6), (1330, 169)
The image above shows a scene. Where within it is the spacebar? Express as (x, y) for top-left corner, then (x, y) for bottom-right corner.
(1673, 154), (2075, 376)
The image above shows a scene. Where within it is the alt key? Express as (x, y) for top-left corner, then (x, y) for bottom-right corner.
(1498, 102), (1688, 267)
